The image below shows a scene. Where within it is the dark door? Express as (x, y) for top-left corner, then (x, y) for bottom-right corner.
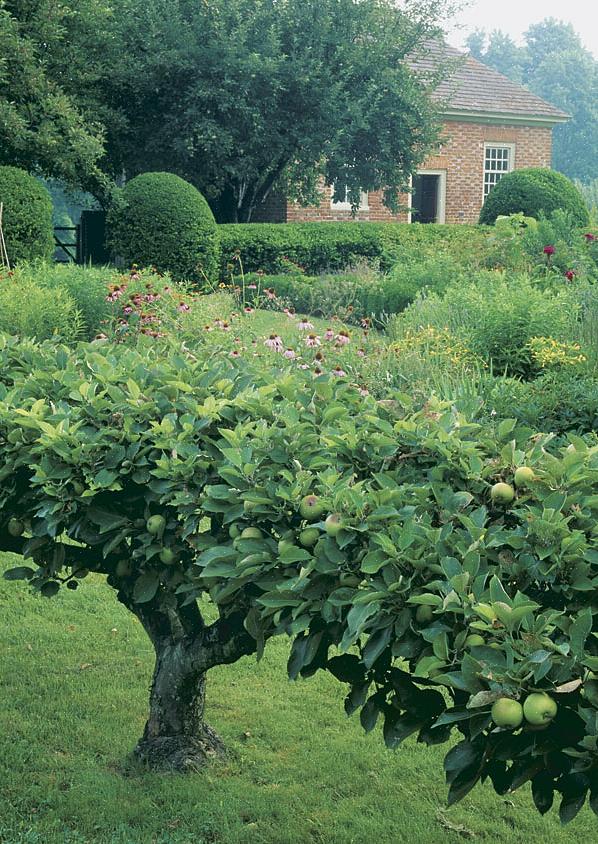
(411, 174), (439, 223)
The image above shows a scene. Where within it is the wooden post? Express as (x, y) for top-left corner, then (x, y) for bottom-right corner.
(0, 202), (10, 270)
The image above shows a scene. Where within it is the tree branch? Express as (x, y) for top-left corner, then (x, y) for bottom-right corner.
(191, 610), (256, 672)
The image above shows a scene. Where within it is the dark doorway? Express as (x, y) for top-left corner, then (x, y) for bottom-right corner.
(411, 174), (440, 223)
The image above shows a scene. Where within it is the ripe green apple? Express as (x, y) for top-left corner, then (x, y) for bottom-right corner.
(523, 692), (557, 726)
(146, 515), (166, 535)
(299, 527), (319, 548)
(241, 527), (263, 540)
(243, 500), (257, 512)
(299, 494), (325, 521)
(7, 517), (25, 537)
(465, 634), (485, 648)
(278, 538), (296, 554)
(491, 698), (524, 729)
(490, 482), (515, 505)
(324, 513), (344, 536)
(514, 466), (535, 487)
(159, 547), (176, 565)
(415, 605), (434, 624)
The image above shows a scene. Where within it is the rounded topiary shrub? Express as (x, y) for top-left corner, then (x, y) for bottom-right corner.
(108, 172), (220, 285)
(479, 167), (589, 227)
(0, 167), (54, 264)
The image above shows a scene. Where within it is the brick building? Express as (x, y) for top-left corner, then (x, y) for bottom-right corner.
(254, 44), (569, 225)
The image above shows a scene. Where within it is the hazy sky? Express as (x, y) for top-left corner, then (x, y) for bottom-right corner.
(446, 0), (598, 58)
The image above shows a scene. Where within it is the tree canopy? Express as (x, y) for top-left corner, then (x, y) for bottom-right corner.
(467, 19), (598, 184)
(76, 0), (453, 221)
(0, 1), (107, 195)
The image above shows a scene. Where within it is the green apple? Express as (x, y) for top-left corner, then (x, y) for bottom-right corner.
(523, 692), (557, 726)
(415, 605), (434, 624)
(243, 500), (257, 512)
(278, 538), (296, 554)
(465, 634), (485, 648)
(490, 482), (515, 505)
(299, 494), (325, 521)
(491, 698), (524, 729)
(146, 515), (166, 535)
(7, 517), (25, 537)
(514, 466), (535, 487)
(228, 524), (241, 540)
(241, 527), (263, 540)
(159, 547), (176, 565)
(299, 527), (319, 548)
(324, 513), (344, 536)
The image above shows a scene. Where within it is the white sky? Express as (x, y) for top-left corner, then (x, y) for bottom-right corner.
(446, 0), (598, 58)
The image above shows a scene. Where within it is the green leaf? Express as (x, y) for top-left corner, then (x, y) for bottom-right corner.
(133, 571), (160, 603)
(569, 608), (593, 660)
(362, 625), (392, 670)
(3, 566), (35, 581)
(40, 581), (60, 598)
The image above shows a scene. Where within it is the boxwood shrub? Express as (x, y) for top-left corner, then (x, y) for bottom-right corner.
(0, 167), (54, 264)
(220, 222), (489, 279)
(479, 168), (589, 227)
(107, 172), (220, 285)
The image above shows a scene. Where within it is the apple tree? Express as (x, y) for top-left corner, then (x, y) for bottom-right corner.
(1, 333), (598, 821)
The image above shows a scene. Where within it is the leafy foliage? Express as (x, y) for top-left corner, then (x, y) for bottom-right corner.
(2, 335), (598, 818)
(220, 222), (489, 278)
(467, 20), (598, 183)
(390, 273), (578, 378)
(479, 169), (589, 228)
(0, 2), (106, 194)
(107, 172), (220, 285)
(0, 166), (54, 263)
(91, 0), (454, 221)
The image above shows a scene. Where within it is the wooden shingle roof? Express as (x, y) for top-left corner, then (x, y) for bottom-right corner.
(410, 42), (569, 124)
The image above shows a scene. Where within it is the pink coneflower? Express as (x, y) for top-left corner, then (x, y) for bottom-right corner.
(299, 363), (310, 370)
(324, 328), (335, 341)
(163, 286), (171, 294)
(284, 349), (296, 359)
(264, 334), (283, 351)
(221, 322), (231, 331)
(284, 308), (296, 319)
(178, 302), (190, 312)
(130, 272), (141, 281)
(214, 319), (224, 327)
(298, 319), (314, 331)
(203, 324), (213, 331)
(314, 351), (325, 362)
(584, 233), (596, 242)
(314, 367), (324, 376)
(234, 336), (242, 344)
(357, 348), (366, 357)
(247, 283), (258, 290)
(332, 366), (347, 377)
(543, 245), (555, 256)
(565, 270), (576, 281)
(229, 350), (241, 358)
(305, 334), (321, 347)
(244, 306), (254, 314)
(265, 288), (276, 300)
(359, 387), (369, 397)
(335, 331), (350, 346)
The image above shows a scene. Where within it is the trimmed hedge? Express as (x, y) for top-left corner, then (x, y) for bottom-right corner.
(107, 172), (220, 285)
(479, 168), (589, 227)
(0, 167), (54, 264)
(220, 222), (489, 279)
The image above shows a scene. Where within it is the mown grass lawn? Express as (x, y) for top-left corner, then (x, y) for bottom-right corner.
(0, 554), (595, 844)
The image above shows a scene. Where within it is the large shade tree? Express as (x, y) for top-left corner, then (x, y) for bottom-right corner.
(85, 0), (455, 221)
(0, 1), (108, 196)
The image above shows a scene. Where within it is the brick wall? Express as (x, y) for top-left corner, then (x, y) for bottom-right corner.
(254, 119), (554, 225)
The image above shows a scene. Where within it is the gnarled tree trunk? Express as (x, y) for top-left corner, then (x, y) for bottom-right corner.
(134, 639), (225, 771)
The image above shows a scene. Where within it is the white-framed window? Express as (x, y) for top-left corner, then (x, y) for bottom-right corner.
(483, 144), (515, 199)
(330, 185), (369, 211)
